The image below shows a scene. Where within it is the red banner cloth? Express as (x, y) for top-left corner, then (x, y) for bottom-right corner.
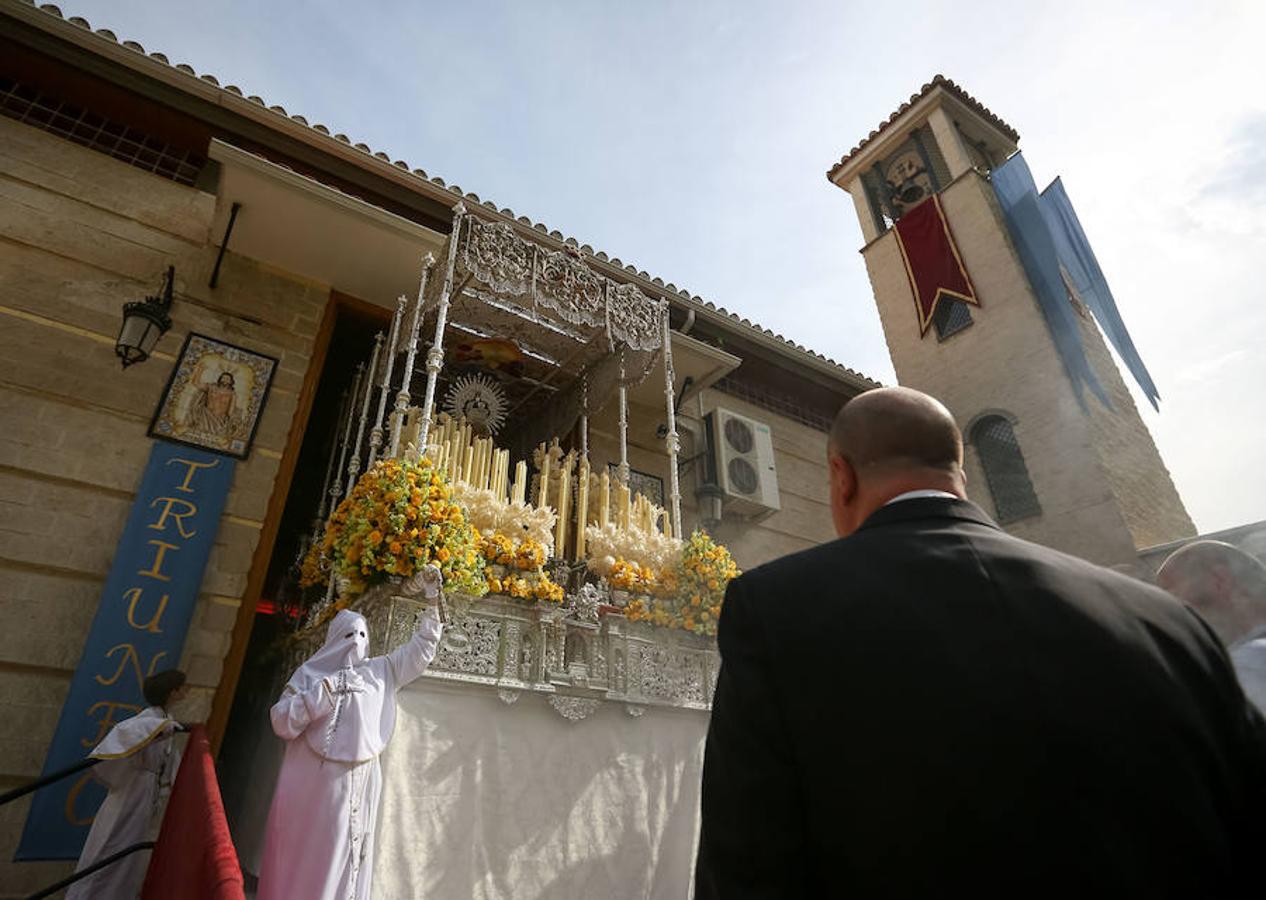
(142, 725), (244, 900)
(893, 195), (979, 334)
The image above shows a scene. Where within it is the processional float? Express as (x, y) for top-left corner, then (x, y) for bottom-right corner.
(289, 203), (738, 720)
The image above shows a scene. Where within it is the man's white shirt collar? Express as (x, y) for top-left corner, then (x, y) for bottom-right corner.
(884, 489), (959, 507)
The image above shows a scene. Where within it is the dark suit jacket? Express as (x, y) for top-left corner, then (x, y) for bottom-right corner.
(695, 498), (1266, 898)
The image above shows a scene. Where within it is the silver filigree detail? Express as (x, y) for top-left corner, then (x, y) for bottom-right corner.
(457, 215), (663, 353)
(563, 582), (603, 625)
(432, 614), (501, 676)
(462, 220), (532, 298)
(607, 281), (662, 351)
(625, 705), (645, 718)
(497, 688), (520, 705)
(549, 696), (601, 722)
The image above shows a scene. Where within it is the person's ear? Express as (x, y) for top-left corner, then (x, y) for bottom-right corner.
(828, 452), (857, 504)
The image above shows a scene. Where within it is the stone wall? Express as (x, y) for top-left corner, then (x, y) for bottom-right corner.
(859, 171), (1155, 566)
(0, 118), (325, 894)
(1073, 302), (1195, 548)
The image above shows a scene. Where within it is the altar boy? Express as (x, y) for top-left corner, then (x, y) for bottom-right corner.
(67, 669), (187, 900)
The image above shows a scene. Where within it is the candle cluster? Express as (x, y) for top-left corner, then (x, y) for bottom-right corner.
(426, 413), (519, 502)
(417, 411), (680, 581)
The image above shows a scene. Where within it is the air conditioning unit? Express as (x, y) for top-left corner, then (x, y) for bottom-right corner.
(704, 408), (780, 517)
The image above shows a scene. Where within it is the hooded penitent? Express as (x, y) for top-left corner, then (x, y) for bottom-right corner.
(284, 608), (402, 764)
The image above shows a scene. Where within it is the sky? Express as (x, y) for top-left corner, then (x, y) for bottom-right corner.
(68, 0), (1266, 534)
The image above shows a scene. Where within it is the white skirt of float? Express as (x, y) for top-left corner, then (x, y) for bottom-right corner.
(372, 679), (707, 900)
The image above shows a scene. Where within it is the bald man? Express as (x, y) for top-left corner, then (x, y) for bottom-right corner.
(1159, 541), (1266, 714)
(695, 387), (1265, 899)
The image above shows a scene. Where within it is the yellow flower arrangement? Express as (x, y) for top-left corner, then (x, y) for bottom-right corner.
(482, 532), (516, 566)
(300, 457), (486, 599)
(480, 533), (564, 603)
(609, 558), (658, 594)
(624, 530), (738, 636)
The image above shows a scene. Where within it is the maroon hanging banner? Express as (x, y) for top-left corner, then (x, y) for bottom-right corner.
(893, 195), (979, 334)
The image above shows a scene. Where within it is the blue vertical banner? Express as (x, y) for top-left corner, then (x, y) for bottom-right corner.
(990, 153), (1109, 409)
(1039, 178), (1161, 410)
(16, 441), (236, 860)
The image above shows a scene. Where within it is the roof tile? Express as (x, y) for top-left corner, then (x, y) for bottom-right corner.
(826, 74), (1019, 181)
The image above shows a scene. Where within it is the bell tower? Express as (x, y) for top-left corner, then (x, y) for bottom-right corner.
(828, 76), (1194, 566)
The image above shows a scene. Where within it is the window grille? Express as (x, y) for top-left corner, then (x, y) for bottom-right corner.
(0, 77), (206, 186)
(972, 416), (1041, 523)
(933, 298), (973, 341)
(713, 376), (833, 432)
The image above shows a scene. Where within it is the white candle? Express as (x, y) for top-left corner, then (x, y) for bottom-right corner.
(555, 469), (570, 557)
(575, 458), (589, 561)
(538, 451), (550, 508)
(599, 470), (610, 528)
(513, 460), (527, 504)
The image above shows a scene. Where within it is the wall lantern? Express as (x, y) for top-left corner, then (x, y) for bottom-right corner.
(694, 483), (725, 530)
(116, 266), (174, 368)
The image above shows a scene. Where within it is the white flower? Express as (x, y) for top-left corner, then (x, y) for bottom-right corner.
(584, 522), (680, 574)
(447, 484), (557, 556)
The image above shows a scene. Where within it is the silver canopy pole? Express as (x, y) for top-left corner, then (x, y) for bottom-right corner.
(344, 334), (383, 497)
(388, 254), (434, 460)
(417, 202), (466, 452)
(661, 303), (682, 538)
(368, 296), (406, 468)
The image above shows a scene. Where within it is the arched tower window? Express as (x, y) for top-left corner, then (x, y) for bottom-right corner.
(971, 415), (1041, 523)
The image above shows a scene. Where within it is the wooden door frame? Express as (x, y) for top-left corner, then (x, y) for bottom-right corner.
(206, 289), (388, 753)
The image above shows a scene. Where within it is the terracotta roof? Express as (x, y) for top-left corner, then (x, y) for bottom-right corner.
(11, 1), (879, 391)
(826, 74), (1019, 183)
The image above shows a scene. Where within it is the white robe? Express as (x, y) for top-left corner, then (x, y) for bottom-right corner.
(66, 706), (180, 900)
(257, 608), (443, 900)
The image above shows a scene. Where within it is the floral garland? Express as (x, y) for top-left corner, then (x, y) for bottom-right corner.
(300, 457), (487, 599)
(625, 530), (739, 636)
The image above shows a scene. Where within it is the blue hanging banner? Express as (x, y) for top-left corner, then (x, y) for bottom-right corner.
(16, 441), (236, 860)
(991, 153), (1109, 409)
(1039, 178), (1161, 410)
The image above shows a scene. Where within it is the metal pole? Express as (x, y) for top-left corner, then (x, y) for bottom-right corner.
(580, 375), (589, 459)
(26, 841), (156, 899)
(208, 202), (241, 289)
(0, 758), (98, 807)
(322, 367), (363, 607)
(389, 252), (437, 459)
(316, 388), (350, 525)
(368, 296), (406, 468)
(617, 354), (630, 486)
(417, 202), (466, 452)
(661, 303), (683, 538)
(345, 335), (383, 498)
